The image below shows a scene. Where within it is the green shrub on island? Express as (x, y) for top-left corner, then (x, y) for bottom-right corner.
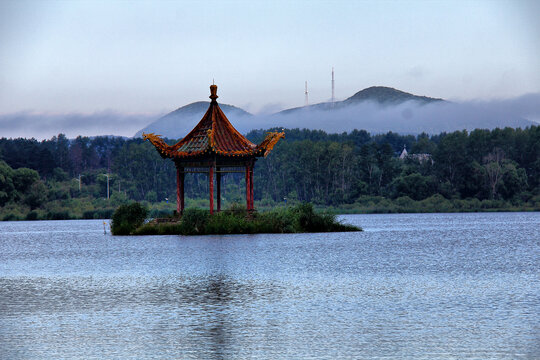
(111, 202), (148, 235)
(116, 202), (361, 236)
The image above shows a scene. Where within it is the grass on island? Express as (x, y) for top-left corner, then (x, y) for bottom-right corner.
(110, 202), (361, 236)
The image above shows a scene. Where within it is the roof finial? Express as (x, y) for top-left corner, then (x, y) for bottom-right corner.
(209, 83), (218, 102)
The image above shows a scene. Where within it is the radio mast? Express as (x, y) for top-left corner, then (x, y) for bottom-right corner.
(331, 67), (335, 107)
(305, 81), (309, 107)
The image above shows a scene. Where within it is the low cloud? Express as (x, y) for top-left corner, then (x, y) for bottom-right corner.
(253, 93), (540, 135)
(253, 102), (287, 116)
(1, 93), (539, 141)
(0, 111), (161, 140)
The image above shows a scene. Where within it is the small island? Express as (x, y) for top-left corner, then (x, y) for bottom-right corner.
(118, 84), (360, 236)
(111, 202), (361, 236)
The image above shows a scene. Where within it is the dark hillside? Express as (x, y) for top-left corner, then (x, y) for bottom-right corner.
(344, 86), (444, 105)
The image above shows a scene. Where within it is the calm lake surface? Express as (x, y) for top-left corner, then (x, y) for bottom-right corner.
(0, 212), (539, 359)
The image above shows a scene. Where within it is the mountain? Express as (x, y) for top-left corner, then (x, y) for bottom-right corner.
(134, 87), (538, 138)
(134, 101), (252, 139)
(344, 86), (444, 105)
(276, 86), (444, 116)
(267, 88), (535, 135)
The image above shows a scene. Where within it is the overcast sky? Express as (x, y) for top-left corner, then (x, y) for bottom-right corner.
(0, 0), (539, 139)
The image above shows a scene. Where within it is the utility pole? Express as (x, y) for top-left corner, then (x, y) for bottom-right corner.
(104, 173), (110, 200)
(106, 161), (110, 200)
(78, 174), (81, 191)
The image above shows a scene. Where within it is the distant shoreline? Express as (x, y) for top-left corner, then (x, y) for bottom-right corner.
(2, 199), (538, 222)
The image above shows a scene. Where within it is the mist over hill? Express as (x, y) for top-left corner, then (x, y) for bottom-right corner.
(134, 87), (538, 138)
(135, 101), (252, 140)
(260, 97), (536, 135)
(345, 86), (444, 105)
(0, 110), (156, 141)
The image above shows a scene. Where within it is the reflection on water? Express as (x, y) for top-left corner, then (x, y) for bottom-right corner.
(0, 275), (286, 359)
(0, 213), (539, 359)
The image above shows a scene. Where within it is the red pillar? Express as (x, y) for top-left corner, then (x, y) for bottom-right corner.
(176, 166), (185, 215)
(250, 164), (254, 210)
(180, 168), (184, 215)
(245, 164), (251, 210)
(216, 167), (221, 212)
(209, 166), (214, 214)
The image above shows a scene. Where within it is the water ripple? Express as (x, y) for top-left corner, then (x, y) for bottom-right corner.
(0, 213), (539, 359)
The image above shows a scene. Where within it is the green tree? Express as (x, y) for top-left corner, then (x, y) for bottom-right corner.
(24, 181), (48, 209)
(111, 202), (148, 235)
(483, 148), (505, 199)
(499, 161), (528, 200)
(0, 161), (15, 206)
(12, 167), (40, 193)
(391, 172), (436, 201)
(433, 130), (470, 196)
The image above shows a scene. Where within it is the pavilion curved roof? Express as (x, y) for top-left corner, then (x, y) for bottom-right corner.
(143, 85), (284, 160)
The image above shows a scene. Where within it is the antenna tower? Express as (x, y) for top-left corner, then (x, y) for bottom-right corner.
(331, 67), (335, 107)
(305, 81), (309, 107)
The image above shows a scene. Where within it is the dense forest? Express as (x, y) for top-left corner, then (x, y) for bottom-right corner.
(0, 126), (539, 220)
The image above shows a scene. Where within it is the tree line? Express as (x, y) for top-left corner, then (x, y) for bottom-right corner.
(250, 127), (539, 205)
(0, 126), (539, 218)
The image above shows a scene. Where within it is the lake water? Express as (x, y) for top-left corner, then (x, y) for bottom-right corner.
(0, 212), (538, 359)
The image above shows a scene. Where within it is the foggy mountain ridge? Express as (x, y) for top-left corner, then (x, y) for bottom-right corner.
(135, 86), (538, 138)
(1, 87), (536, 141)
(135, 86), (450, 138)
(344, 86), (444, 105)
(134, 101), (252, 139)
(162, 101), (252, 118)
(275, 86), (443, 116)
